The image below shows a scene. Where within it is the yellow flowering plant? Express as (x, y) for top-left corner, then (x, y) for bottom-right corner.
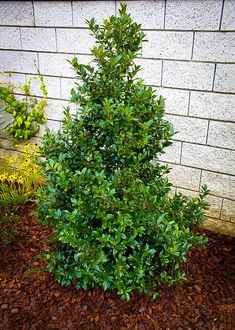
(0, 143), (43, 207)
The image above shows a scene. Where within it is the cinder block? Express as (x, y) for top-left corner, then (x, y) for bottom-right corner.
(201, 171), (235, 200)
(167, 163), (201, 191)
(0, 107), (12, 129)
(44, 99), (71, 121)
(165, 0), (222, 30)
(117, 0), (165, 29)
(177, 188), (198, 197)
(221, 0), (235, 31)
(207, 122), (235, 150)
(56, 29), (94, 54)
(177, 188), (222, 219)
(221, 199), (235, 222)
(60, 78), (78, 100)
(38, 53), (77, 77)
(34, 1), (72, 27)
(39, 119), (62, 137)
(0, 137), (41, 151)
(0, 72), (26, 93)
(204, 195), (223, 219)
(0, 149), (19, 159)
(203, 218), (235, 236)
(68, 102), (78, 117)
(168, 186), (176, 198)
(73, 1), (115, 27)
(25, 74), (61, 99)
(0, 27), (21, 50)
(158, 141), (181, 164)
(142, 31), (193, 60)
(165, 114), (208, 144)
(189, 92), (235, 121)
(214, 64), (235, 93)
(163, 61), (215, 90)
(156, 88), (189, 116)
(0, 50), (38, 74)
(134, 58), (162, 86)
(0, 1), (34, 26)
(21, 28), (56, 52)
(181, 143), (235, 176)
(0, 138), (16, 150)
(193, 32), (235, 62)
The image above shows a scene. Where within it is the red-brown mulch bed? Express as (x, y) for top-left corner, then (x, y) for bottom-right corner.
(0, 204), (234, 330)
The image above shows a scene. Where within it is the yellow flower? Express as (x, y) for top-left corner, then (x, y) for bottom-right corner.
(8, 174), (17, 182)
(7, 157), (14, 165)
(0, 175), (6, 181)
(17, 176), (24, 184)
(0, 173), (8, 180)
(33, 143), (39, 151)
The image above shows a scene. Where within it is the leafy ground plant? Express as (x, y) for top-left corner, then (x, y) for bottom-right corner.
(38, 3), (209, 299)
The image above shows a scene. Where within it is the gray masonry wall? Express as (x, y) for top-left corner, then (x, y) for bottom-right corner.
(0, 1), (234, 234)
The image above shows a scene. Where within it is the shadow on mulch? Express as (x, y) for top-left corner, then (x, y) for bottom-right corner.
(0, 204), (234, 330)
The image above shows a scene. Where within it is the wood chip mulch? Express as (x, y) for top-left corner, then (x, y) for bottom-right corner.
(0, 203), (234, 330)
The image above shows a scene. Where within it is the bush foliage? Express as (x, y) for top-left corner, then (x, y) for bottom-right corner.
(38, 3), (209, 299)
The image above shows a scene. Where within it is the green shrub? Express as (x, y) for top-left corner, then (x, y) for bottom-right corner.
(38, 3), (209, 299)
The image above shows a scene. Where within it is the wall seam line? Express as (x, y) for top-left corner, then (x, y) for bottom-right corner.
(212, 64), (217, 91)
(187, 91), (191, 116)
(19, 27), (23, 51)
(160, 160), (235, 178)
(160, 61), (164, 86)
(71, 1), (74, 27)
(1, 49), (235, 65)
(36, 52), (40, 72)
(198, 169), (203, 190)
(115, 0), (117, 17)
(191, 31), (195, 60)
(7, 77), (235, 98)
(205, 120), (211, 144)
(172, 187), (230, 202)
(179, 141), (183, 164)
(219, 0), (225, 31)
(55, 28), (58, 52)
(59, 77), (62, 99)
(219, 198), (224, 219)
(163, 0), (167, 29)
(2, 25), (235, 33)
(32, 1), (36, 26)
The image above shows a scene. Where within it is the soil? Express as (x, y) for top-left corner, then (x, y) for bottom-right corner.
(0, 204), (234, 330)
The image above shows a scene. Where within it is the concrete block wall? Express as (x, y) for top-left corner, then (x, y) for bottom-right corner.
(0, 1), (234, 234)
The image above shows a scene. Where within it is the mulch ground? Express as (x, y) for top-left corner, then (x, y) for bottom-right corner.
(0, 204), (234, 330)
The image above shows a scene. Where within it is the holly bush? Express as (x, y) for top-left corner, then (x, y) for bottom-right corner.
(38, 3), (209, 299)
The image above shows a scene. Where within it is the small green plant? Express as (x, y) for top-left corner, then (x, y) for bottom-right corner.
(38, 3), (209, 299)
(0, 208), (19, 245)
(0, 73), (47, 143)
(0, 143), (43, 207)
